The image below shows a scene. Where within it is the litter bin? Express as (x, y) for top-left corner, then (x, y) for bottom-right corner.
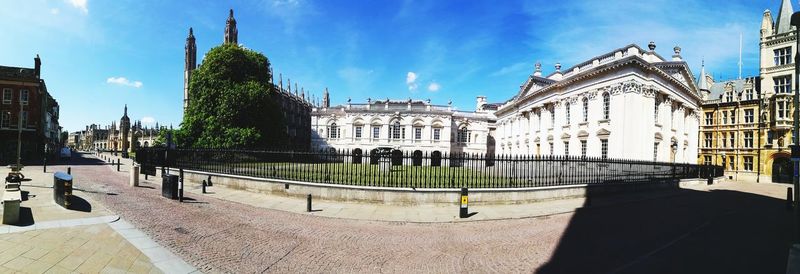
(53, 171), (73, 209)
(162, 174), (179, 199)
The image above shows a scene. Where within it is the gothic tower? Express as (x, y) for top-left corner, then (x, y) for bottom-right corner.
(184, 27), (197, 113)
(224, 9), (238, 45)
(323, 88), (330, 108)
(120, 105), (131, 153)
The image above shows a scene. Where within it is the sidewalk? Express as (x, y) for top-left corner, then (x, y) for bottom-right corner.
(0, 163), (196, 273)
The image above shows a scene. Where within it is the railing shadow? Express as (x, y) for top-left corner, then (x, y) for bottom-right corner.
(535, 181), (794, 274)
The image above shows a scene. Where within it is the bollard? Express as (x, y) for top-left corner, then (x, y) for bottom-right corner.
(307, 194), (312, 212)
(67, 167), (71, 175)
(460, 188), (469, 218)
(130, 164), (139, 187)
(707, 175), (713, 185)
(207, 175), (213, 186)
(117, 159), (120, 172)
(202, 180), (207, 194)
(43, 157), (47, 173)
(789, 187), (794, 211)
(179, 169), (184, 202)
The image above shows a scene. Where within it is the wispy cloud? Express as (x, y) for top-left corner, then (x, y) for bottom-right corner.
(66, 0), (88, 14)
(427, 82), (440, 92)
(490, 62), (530, 77)
(406, 72), (418, 91)
(106, 77), (143, 88)
(262, 0), (316, 34)
(141, 116), (156, 125)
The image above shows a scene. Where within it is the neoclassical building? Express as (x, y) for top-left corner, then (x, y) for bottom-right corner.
(494, 43), (702, 163)
(311, 94), (498, 155)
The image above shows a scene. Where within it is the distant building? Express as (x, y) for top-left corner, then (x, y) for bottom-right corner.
(311, 95), (497, 155)
(183, 9), (312, 150)
(494, 43), (702, 163)
(77, 106), (162, 152)
(0, 55), (61, 164)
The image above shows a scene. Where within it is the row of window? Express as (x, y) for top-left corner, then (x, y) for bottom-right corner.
(326, 123), (465, 143)
(0, 112), (28, 128)
(703, 131), (754, 148)
(2, 89), (29, 105)
(527, 139), (609, 159)
(704, 109), (755, 125)
(702, 155), (755, 171)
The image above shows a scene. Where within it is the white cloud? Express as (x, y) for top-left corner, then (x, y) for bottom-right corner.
(66, 0), (88, 14)
(141, 117), (156, 125)
(106, 77), (143, 88)
(406, 72), (418, 91)
(427, 82), (440, 92)
(490, 62), (529, 77)
(50, 8), (60, 15)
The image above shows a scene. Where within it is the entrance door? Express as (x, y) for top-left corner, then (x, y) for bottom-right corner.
(773, 157), (793, 184)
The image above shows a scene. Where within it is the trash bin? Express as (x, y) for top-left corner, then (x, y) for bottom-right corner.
(162, 174), (179, 199)
(53, 171), (73, 209)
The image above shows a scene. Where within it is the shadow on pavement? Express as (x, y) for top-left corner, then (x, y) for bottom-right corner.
(535, 181), (793, 274)
(68, 195), (92, 212)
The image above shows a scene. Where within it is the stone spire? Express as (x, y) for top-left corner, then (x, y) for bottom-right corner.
(184, 27), (197, 112)
(775, 0), (794, 35)
(323, 88), (330, 108)
(224, 9), (238, 45)
(698, 60), (711, 100)
(762, 9), (775, 38)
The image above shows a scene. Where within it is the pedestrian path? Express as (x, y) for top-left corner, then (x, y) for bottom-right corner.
(0, 164), (197, 273)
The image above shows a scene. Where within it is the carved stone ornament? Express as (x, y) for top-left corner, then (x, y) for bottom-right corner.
(642, 85), (656, 98)
(623, 80), (642, 94)
(610, 84), (623, 95)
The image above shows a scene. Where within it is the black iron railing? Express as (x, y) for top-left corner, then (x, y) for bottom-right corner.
(136, 148), (724, 189)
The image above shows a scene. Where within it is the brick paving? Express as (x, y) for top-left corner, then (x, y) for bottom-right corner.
(55, 152), (795, 273)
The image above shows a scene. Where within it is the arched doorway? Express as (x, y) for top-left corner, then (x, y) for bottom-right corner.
(773, 157), (793, 184)
(353, 148), (363, 164)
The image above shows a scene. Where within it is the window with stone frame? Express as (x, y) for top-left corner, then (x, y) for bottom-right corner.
(354, 126), (362, 139)
(372, 126), (380, 139)
(729, 132), (735, 148)
(774, 47), (792, 66)
(2, 89), (10, 104)
(744, 109), (754, 123)
(744, 131), (753, 148)
(390, 121), (402, 139)
(728, 156), (735, 170)
(654, 96), (660, 122)
(745, 87), (754, 100)
(414, 127), (422, 140)
(705, 112), (713, 125)
(565, 102), (571, 125)
(327, 123), (340, 139)
(457, 127), (470, 143)
(550, 107), (555, 128)
(20, 90), (28, 105)
(602, 93), (610, 120)
(775, 75), (792, 94)
(723, 111), (728, 124)
(601, 139), (608, 159)
(721, 132), (727, 148)
(653, 142), (659, 161)
(433, 128), (441, 141)
(704, 132), (712, 148)
(564, 141), (569, 155)
(730, 110), (735, 124)
(580, 140), (587, 157)
(744, 156), (753, 171)
(20, 111), (27, 128)
(778, 100), (787, 119)
(704, 155), (712, 165)
(549, 142), (554, 155)
(582, 97), (588, 122)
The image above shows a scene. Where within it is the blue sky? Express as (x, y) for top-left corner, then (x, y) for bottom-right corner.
(0, 0), (777, 132)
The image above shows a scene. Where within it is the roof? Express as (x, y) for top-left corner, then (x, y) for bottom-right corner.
(705, 77), (757, 103)
(0, 66), (37, 81)
(776, 0), (795, 35)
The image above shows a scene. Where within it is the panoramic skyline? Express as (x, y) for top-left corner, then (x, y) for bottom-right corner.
(1, 0), (769, 132)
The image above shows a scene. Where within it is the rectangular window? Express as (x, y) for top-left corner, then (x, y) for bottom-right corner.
(564, 141), (569, 155)
(779, 101), (786, 119)
(355, 126), (362, 139)
(744, 131), (754, 148)
(372, 126), (380, 139)
(327, 125), (339, 139)
(704, 133), (712, 148)
(729, 156), (735, 170)
(723, 112), (728, 124)
(580, 140), (587, 157)
(457, 128), (470, 143)
(705, 113), (713, 125)
(20, 90), (28, 105)
(654, 142), (659, 161)
(775, 75), (792, 94)
(565, 104), (571, 125)
(744, 156), (754, 171)
(2, 89), (10, 104)
(722, 132), (727, 148)
(0, 112), (8, 128)
(745, 88), (754, 100)
(744, 109), (754, 123)
(20, 111), (27, 128)
(549, 142), (554, 155)
(704, 155), (712, 165)
(550, 109), (555, 128)
(730, 110), (735, 124)
(601, 139), (608, 159)
(414, 127), (422, 140)
(775, 47), (792, 66)
(433, 128), (441, 141)
(729, 132), (735, 148)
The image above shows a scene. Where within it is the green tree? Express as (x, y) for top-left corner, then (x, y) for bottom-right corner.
(181, 44), (288, 149)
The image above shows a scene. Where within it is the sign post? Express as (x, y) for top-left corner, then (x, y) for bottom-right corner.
(459, 188), (468, 218)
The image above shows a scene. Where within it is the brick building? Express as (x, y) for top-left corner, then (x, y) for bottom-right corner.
(0, 55), (61, 165)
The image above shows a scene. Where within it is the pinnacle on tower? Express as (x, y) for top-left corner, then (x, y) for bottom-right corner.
(224, 9), (238, 45)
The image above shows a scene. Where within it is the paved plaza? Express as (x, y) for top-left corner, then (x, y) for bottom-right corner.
(0, 152), (794, 273)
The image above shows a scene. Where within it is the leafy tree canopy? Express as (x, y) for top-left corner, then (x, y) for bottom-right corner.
(180, 44), (288, 149)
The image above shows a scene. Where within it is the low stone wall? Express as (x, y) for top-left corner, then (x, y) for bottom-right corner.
(155, 168), (720, 206)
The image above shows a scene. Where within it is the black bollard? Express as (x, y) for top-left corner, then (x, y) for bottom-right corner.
(307, 194), (312, 212)
(43, 157), (47, 173)
(67, 167), (71, 175)
(202, 180), (207, 194)
(117, 159), (120, 172)
(179, 169), (184, 202)
(707, 175), (713, 185)
(460, 188), (469, 218)
(789, 187), (794, 211)
(207, 175), (213, 187)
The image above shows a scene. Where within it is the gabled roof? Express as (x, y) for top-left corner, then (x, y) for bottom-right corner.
(776, 0), (794, 34)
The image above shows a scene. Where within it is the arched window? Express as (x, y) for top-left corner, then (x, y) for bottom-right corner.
(565, 102), (571, 125)
(390, 121), (403, 139)
(457, 126), (470, 143)
(327, 123), (340, 139)
(582, 97), (588, 122)
(602, 92), (610, 120)
(654, 95), (660, 121)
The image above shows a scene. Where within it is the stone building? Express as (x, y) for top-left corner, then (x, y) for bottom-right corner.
(494, 43), (702, 163)
(311, 95), (497, 155)
(78, 106), (162, 152)
(696, 72), (762, 181)
(183, 9), (312, 150)
(756, 0), (799, 183)
(0, 55), (61, 164)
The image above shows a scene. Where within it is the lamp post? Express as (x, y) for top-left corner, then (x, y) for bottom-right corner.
(15, 94), (23, 173)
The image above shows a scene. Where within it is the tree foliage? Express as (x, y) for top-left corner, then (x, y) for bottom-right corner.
(180, 44), (288, 149)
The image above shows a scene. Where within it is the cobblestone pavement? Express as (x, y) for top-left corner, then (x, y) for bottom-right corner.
(55, 152), (795, 273)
